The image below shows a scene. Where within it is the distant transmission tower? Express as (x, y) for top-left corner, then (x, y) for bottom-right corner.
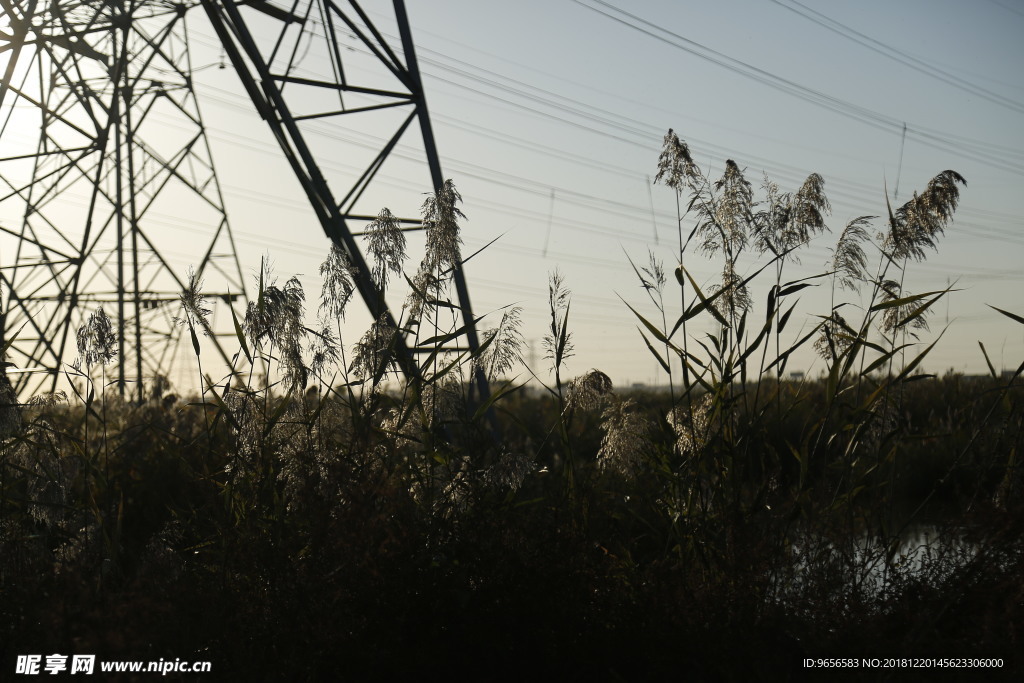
(0, 0), (245, 399)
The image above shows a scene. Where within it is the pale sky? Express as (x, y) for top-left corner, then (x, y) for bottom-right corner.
(4, 0), (1023, 390)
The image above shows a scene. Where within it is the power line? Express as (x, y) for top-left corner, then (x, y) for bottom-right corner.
(189, 21), (1024, 233)
(179, 13), (1024, 291)
(187, 83), (1024, 286)
(568, 0), (1024, 176)
(983, 0), (1024, 20)
(769, 0), (1024, 118)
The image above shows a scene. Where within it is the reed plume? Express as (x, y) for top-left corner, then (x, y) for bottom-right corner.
(705, 159), (752, 258)
(174, 267), (212, 337)
(76, 307), (117, 369)
(363, 207), (406, 292)
(654, 128), (700, 193)
(319, 243), (356, 321)
(475, 305), (525, 382)
(884, 170), (966, 262)
(566, 369), (613, 412)
(829, 216), (874, 291)
(543, 270), (574, 381)
(420, 179), (465, 275)
(597, 397), (651, 479)
(350, 314), (398, 385)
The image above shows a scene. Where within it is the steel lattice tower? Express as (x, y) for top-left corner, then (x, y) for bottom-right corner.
(0, 0), (246, 399)
(201, 0), (490, 402)
(1, 0), (490, 403)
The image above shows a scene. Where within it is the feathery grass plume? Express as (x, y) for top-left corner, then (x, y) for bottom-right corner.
(404, 266), (440, 324)
(309, 321), (340, 379)
(363, 207), (406, 291)
(566, 369), (614, 411)
(244, 267), (307, 395)
(543, 270), (574, 374)
(380, 407), (414, 449)
(878, 280), (930, 337)
(382, 376), (462, 451)
(436, 456), (476, 518)
(280, 343), (308, 395)
(319, 243), (356, 321)
(278, 435), (323, 516)
(829, 216), (874, 291)
(350, 313), (398, 384)
(884, 170), (966, 261)
(474, 305), (525, 381)
(702, 159), (752, 257)
(753, 172), (830, 260)
(174, 267), (212, 337)
(654, 128), (700, 192)
(638, 250), (666, 294)
(668, 393), (712, 455)
(76, 307), (117, 368)
(419, 374), (462, 431)
(420, 179), (464, 275)
(482, 448), (536, 492)
(243, 272), (305, 350)
(709, 261), (752, 318)
(753, 175), (790, 256)
(174, 268), (212, 387)
(785, 173), (831, 248)
(597, 397), (651, 479)
(224, 390), (262, 464)
(26, 391), (68, 408)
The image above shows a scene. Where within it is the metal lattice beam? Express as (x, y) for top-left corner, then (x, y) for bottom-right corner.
(0, 0), (246, 398)
(1, 0), (490, 403)
(201, 0), (491, 403)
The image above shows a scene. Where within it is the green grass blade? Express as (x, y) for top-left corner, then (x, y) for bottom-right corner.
(777, 301), (798, 333)
(778, 282), (816, 297)
(682, 359), (714, 393)
(894, 328), (947, 383)
(861, 343), (913, 376)
(418, 315), (487, 347)
(781, 271), (831, 290)
(556, 300), (571, 365)
(988, 305), (1024, 326)
(472, 379), (523, 422)
(870, 289), (947, 312)
(674, 265), (728, 329)
(622, 297), (674, 348)
(228, 293), (252, 364)
(189, 323), (201, 358)
(894, 286), (957, 329)
(1, 323), (26, 359)
(637, 327), (672, 374)
(736, 308), (748, 343)
(765, 326), (819, 375)
(978, 341), (998, 379)
(738, 321), (771, 364)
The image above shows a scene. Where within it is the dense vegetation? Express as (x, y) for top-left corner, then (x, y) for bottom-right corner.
(2, 136), (1022, 680)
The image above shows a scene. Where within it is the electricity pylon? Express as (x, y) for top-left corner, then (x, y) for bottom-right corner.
(201, 0), (490, 402)
(1, 0), (490, 403)
(0, 0), (246, 399)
